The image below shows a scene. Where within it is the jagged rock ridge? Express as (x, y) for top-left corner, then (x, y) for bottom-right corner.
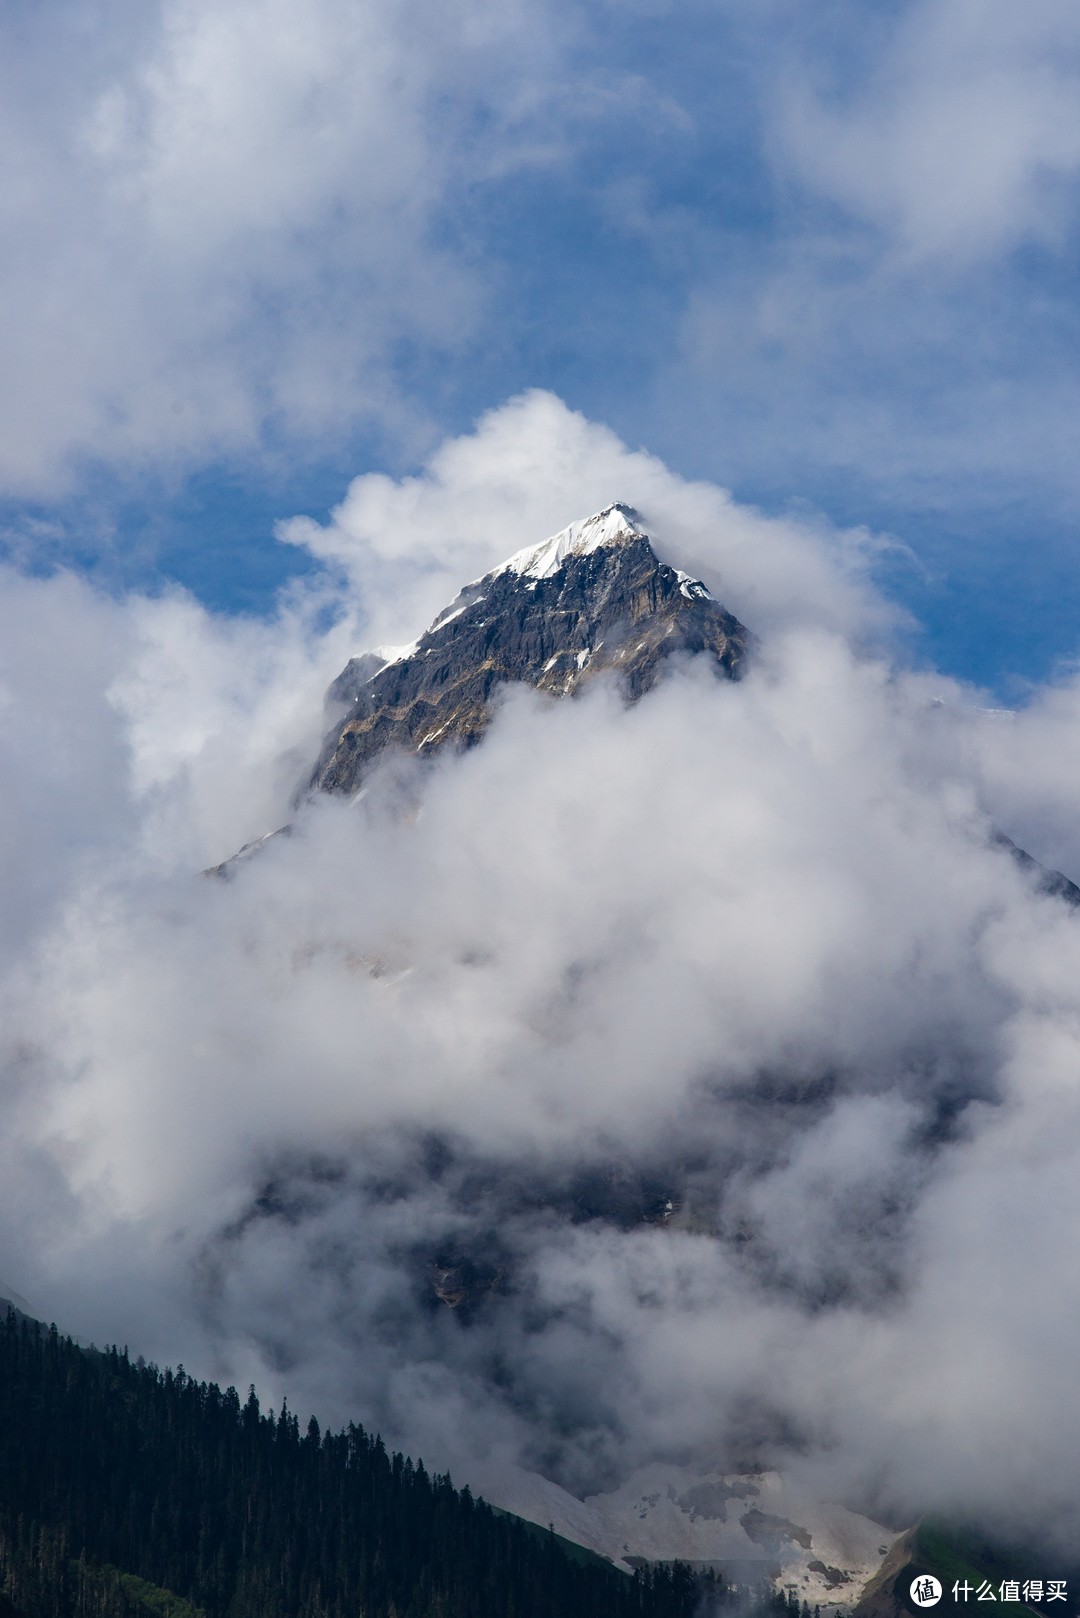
(310, 504), (750, 798)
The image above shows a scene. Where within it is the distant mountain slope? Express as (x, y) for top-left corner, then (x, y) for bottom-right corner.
(990, 830), (1080, 906)
(310, 504), (749, 798)
(485, 1458), (899, 1607)
(854, 1519), (1079, 1618)
(0, 1306), (700, 1618)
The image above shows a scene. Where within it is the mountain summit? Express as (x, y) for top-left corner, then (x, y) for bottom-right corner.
(310, 504), (750, 798)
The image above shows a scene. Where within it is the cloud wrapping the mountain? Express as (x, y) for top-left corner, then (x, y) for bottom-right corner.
(3, 396), (1080, 1545)
(279, 389), (899, 655)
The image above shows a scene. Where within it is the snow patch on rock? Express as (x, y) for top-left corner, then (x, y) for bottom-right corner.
(484, 1463), (898, 1607)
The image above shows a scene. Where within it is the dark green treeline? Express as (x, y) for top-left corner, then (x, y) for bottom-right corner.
(0, 1310), (700, 1618)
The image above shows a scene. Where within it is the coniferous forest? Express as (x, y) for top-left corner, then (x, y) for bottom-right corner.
(0, 1308), (713, 1618)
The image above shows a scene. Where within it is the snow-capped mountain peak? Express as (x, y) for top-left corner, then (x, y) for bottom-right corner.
(309, 506), (748, 798)
(496, 503), (647, 582)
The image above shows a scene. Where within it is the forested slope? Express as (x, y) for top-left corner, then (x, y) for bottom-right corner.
(0, 1309), (699, 1618)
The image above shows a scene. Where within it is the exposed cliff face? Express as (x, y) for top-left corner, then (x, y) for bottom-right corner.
(310, 504), (750, 799)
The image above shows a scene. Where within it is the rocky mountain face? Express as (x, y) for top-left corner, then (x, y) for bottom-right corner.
(309, 504), (749, 798)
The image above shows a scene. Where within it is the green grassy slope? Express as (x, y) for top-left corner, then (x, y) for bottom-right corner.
(855, 1519), (1074, 1618)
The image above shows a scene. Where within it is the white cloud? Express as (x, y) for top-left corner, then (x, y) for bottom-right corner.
(773, 1), (1080, 262)
(0, 0), (580, 491)
(625, 2), (1080, 548)
(2, 398), (1080, 1544)
(280, 389), (899, 653)
(5, 0), (1080, 600)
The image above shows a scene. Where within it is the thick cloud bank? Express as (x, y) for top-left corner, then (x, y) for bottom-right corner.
(3, 394), (1080, 1548)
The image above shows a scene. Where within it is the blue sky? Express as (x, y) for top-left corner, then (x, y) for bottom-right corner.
(4, 0), (1080, 692)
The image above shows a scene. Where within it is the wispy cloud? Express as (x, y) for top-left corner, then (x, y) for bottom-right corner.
(0, 0), (586, 489)
(4, 0), (1080, 700)
(772, 0), (1080, 263)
